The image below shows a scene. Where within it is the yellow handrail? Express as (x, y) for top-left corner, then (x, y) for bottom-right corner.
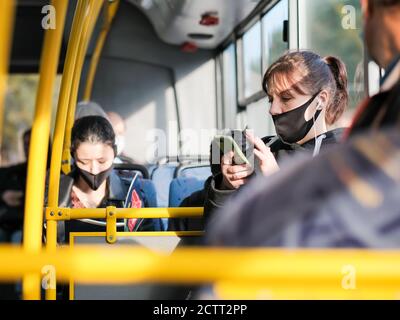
(2, 246), (400, 299)
(45, 207), (204, 220)
(61, 0), (107, 175)
(22, 0), (69, 300)
(46, 0), (86, 258)
(47, 0), (104, 246)
(0, 0), (15, 165)
(48, 0), (85, 213)
(83, 0), (120, 101)
(45, 0), (104, 299)
(61, 0), (119, 174)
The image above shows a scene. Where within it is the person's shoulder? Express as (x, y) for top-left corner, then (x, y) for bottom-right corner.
(261, 135), (292, 154)
(59, 170), (75, 183)
(180, 187), (207, 207)
(324, 128), (345, 143)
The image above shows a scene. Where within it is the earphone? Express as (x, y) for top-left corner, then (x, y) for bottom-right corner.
(316, 99), (323, 110)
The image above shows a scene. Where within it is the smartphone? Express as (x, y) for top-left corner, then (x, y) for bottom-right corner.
(213, 134), (251, 165)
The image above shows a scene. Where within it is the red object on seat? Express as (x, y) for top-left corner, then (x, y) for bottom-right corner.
(127, 189), (142, 232)
(200, 12), (219, 26)
(181, 41), (198, 53)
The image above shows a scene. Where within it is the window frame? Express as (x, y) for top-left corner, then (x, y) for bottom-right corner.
(215, 0), (291, 122)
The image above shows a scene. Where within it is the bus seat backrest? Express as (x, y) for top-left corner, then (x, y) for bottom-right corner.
(168, 177), (206, 207)
(176, 165), (211, 180)
(151, 164), (178, 207)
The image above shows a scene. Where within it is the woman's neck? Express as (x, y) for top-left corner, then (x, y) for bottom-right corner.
(296, 110), (327, 146)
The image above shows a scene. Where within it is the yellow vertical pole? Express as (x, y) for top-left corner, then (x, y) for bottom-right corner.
(62, 0), (118, 175)
(22, 0), (68, 300)
(45, 0), (87, 300)
(48, 0), (86, 206)
(83, 0), (120, 101)
(46, 0), (104, 299)
(0, 0), (15, 165)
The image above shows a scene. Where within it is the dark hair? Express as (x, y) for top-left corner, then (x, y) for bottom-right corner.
(71, 116), (116, 156)
(262, 51), (349, 125)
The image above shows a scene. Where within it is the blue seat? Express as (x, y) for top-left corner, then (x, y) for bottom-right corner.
(150, 164), (179, 230)
(140, 179), (164, 231)
(141, 179), (157, 207)
(177, 165), (211, 180)
(151, 164), (178, 207)
(168, 177), (206, 207)
(146, 164), (158, 178)
(151, 163), (210, 230)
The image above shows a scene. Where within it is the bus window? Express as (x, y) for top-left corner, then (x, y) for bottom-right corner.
(262, 0), (289, 71)
(298, 0), (365, 127)
(221, 43), (237, 129)
(1, 74), (61, 165)
(241, 21), (262, 100)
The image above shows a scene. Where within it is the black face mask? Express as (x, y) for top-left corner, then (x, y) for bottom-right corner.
(77, 165), (114, 191)
(272, 92), (322, 144)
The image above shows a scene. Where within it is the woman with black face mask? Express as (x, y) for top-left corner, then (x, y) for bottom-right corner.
(51, 115), (155, 244)
(204, 51), (349, 220)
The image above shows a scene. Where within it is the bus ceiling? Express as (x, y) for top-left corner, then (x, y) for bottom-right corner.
(129, 0), (261, 49)
(9, 0), (262, 73)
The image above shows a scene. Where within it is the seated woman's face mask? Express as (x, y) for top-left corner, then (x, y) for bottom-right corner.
(73, 141), (116, 190)
(77, 165), (114, 190)
(272, 92), (322, 144)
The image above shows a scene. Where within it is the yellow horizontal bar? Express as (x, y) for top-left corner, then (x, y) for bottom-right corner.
(46, 207), (204, 220)
(214, 282), (400, 300)
(70, 231), (204, 238)
(1, 246), (400, 290)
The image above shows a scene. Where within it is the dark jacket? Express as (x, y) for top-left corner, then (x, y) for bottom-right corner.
(49, 169), (155, 243)
(347, 63), (400, 137)
(203, 129), (344, 222)
(0, 162), (27, 232)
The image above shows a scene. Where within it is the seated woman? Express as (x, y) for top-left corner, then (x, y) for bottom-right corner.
(205, 50), (349, 220)
(52, 115), (154, 243)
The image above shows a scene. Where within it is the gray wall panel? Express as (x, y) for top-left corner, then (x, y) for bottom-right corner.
(78, 1), (216, 163)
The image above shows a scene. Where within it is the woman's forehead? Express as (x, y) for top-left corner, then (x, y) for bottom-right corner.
(268, 70), (308, 96)
(75, 141), (114, 157)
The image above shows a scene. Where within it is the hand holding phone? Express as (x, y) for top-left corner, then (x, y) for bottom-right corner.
(213, 134), (251, 165)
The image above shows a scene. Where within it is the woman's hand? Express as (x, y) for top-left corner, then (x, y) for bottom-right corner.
(245, 131), (280, 176)
(219, 151), (254, 190)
